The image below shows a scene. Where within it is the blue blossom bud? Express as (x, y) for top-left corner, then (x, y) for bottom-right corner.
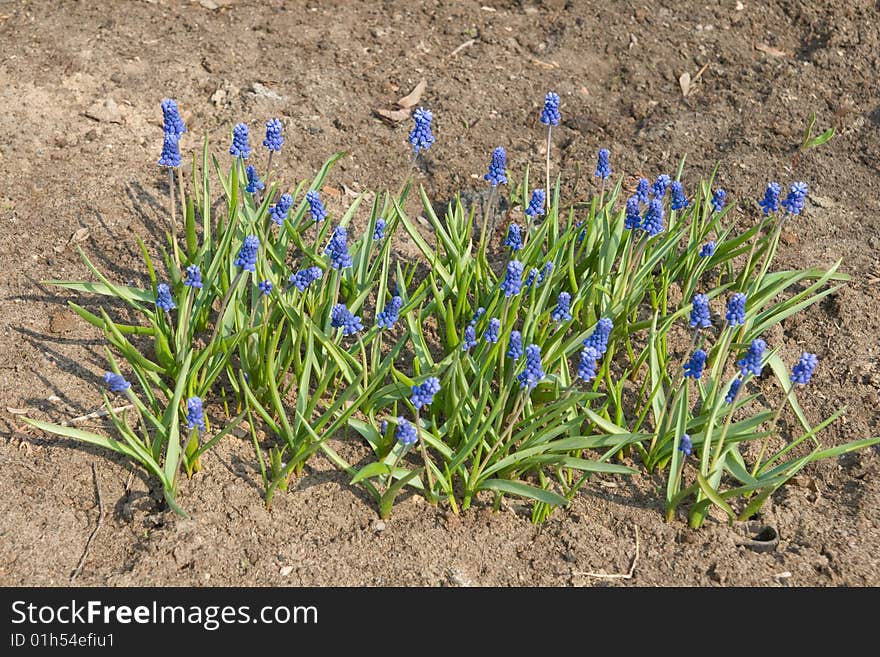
(683, 349), (708, 380)
(483, 317), (501, 344)
(161, 98), (187, 137)
(594, 148), (611, 179)
(245, 165), (264, 194)
(651, 174), (671, 199)
(781, 181), (808, 215)
(289, 266), (323, 292)
(269, 193), (293, 226)
(790, 352), (818, 385)
(258, 280), (273, 296)
(234, 235), (260, 273)
(263, 118), (284, 152)
(229, 122), (252, 159)
(577, 346), (600, 383)
(184, 264), (203, 289)
(725, 293), (746, 326)
(670, 181), (689, 211)
(737, 339), (766, 377)
(525, 189), (546, 219)
(186, 396), (206, 432)
(409, 107), (435, 154)
(636, 178), (650, 203)
(507, 330), (523, 360)
(584, 317), (613, 356)
(641, 198), (665, 236)
(689, 293), (711, 329)
(551, 291), (572, 322)
(758, 182), (781, 214)
(517, 344), (546, 389)
(103, 372), (131, 393)
(679, 433), (693, 456)
(625, 195), (641, 230)
(376, 295), (403, 329)
(396, 417), (418, 446)
(484, 147), (508, 187)
(330, 303), (363, 336)
(306, 190), (327, 223)
(699, 241), (716, 258)
(158, 133), (182, 168)
(156, 283), (176, 311)
(500, 260), (524, 297)
(324, 226), (353, 270)
(711, 189), (726, 213)
(411, 377), (441, 410)
(725, 378), (743, 404)
(540, 91), (561, 126)
(373, 218), (386, 241)
(504, 224), (523, 252)
(461, 324), (478, 351)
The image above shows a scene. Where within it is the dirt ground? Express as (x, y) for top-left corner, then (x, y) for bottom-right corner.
(1, 0), (878, 587)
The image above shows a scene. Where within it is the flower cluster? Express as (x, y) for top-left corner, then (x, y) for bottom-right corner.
(678, 434), (693, 456)
(540, 92), (560, 126)
(711, 189), (726, 213)
(595, 148), (611, 179)
(577, 346), (600, 383)
(551, 291), (572, 322)
(409, 107), (435, 154)
(229, 122), (252, 159)
(263, 118), (284, 152)
(411, 378), (441, 410)
(461, 324), (478, 351)
(258, 280), (273, 296)
(330, 303), (363, 336)
(484, 317), (501, 344)
(290, 266), (323, 292)
(651, 174), (671, 199)
(791, 352), (818, 385)
(396, 417), (418, 446)
(737, 339), (766, 377)
(156, 283), (176, 311)
(376, 296), (403, 329)
(504, 224), (523, 252)
(683, 349), (708, 379)
(584, 317), (613, 356)
(269, 193), (293, 226)
(325, 226), (353, 270)
(525, 189), (546, 219)
(158, 133), (182, 168)
(517, 344), (545, 389)
(507, 330), (523, 359)
(234, 235), (260, 273)
(641, 198), (665, 236)
(725, 378), (743, 404)
(245, 165), (264, 194)
(373, 218), (386, 241)
(759, 182), (781, 214)
(725, 293), (746, 326)
(500, 260), (524, 297)
(670, 181), (689, 211)
(103, 372), (131, 393)
(699, 241), (716, 258)
(781, 181), (808, 215)
(689, 293), (711, 329)
(484, 147), (508, 186)
(158, 99), (185, 168)
(186, 396), (206, 432)
(184, 264), (203, 289)
(306, 190), (327, 223)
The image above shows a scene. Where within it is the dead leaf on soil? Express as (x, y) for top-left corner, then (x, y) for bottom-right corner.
(69, 227), (90, 245)
(755, 42), (792, 58)
(321, 185), (341, 198)
(531, 58), (560, 69)
(397, 79), (427, 109)
(373, 107), (412, 123)
(679, 72), (691, 97)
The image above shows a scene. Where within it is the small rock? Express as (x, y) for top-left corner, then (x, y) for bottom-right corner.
(279, 565), (293, 577)
(84, 128), (99, 142)
(49, 310), (77, 335)
(84, 97), (122, 124)
(373, 520), (386, 532)
(250, 82), (285, 101)
(780, 230), (798, 245)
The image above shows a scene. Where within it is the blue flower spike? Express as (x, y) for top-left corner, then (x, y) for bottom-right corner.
(484, 147), (508, 187)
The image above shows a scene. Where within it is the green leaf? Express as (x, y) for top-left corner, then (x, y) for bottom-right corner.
(478, 479), (570, 507)
(695, 472), (736, 523)
(351, 462), (391, 485)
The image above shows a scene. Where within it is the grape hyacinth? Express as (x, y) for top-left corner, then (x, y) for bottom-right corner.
(551, 291), (572, 322)
(484, 147), (508, 186)
(408, 107), (435, 154)
(525, 189), (546, 219)
(263, 118), (284, 152)
(156, 283), (176, 311)
(396, 417), (418, 446)
(483, 317), (501, 344)
(595, 148), (611, 179)
(540, 92), (561, 126)
(380, 420), (388, 435)
(781, 181), (808, 215)
(641, 198), (665, 237)
(290, 266), (323, 292)
(670, 181), (689, 210)
(324, 226), (353, 270)
(411, 377), (441, 410)
(725, 378), (743, 404)
(470, 307), (485, 325)
(711, 189), (726, 213)
(235, 235), (260, 273)
(258, 280), (273, 296)
(725, 293), (746, 326)
(461, 324), (478, 351)
(229, 122), (252, 159)
(158, 133), (182, 168)
(186, 396), (206, 433)
(500, 260), (524, 297)
(651, 174), (671, 199)
(306, 190), (327, 223)
(625, 195), (641, 230)
(539, 261), (553, 284)
(758, 182), (781, 214)
(376, 295), (402, 329)
(517, 344), (546, 389)
(679, 434), (693, 456)
(689, 293), (711, 329)
(103, 372), (131, 393)
(504, 224), (523, 252)
(525, 268), (539, 288)
(577, 346), (600, 383)
(245, 165), (264, 193)
(373, 218), (386, 241)
(737, 338), (766, 377)
(636, 178), (650, 203)
(683, 349), (708, 380)
(330, 303), (363, 336)
(699, 241), (716, 258)
(584, 317), (613, 356)
(184, 264), (203, 289)
(161, 98), (186, 137)
(507, 330), (523, 360)
(269, 193), (293, 226)
(791, 352), (818, 385)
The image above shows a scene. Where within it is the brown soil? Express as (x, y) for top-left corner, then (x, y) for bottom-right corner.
(1, 0), (879, 587)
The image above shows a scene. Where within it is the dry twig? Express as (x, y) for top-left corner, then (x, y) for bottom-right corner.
(70, 463), (105, 582)
(574, 525), (640, 580)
